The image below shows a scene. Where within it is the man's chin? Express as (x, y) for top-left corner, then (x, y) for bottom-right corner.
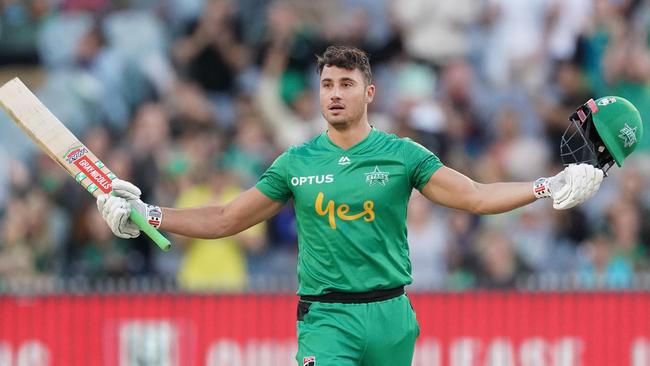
(325, 111), (349, 123)
(327, 118), (350, 130)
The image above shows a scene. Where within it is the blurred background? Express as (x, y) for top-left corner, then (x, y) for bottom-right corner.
(1, 0), (650, 365)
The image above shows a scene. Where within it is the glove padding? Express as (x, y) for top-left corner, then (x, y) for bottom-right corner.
(548, 164), (604, 210)
(96, 179), (148, 239)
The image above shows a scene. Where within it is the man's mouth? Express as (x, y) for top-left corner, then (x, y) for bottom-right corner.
(329, 105), (345, 111)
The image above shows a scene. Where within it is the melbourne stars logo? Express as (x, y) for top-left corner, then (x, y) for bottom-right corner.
(618, 123), (638, 148)
(364, 166), (389, 186)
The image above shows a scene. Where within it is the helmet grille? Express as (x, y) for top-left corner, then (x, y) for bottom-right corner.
(560, 104), (615, 174)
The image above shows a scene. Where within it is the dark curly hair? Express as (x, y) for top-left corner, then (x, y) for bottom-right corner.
(316, 45), (372, 85)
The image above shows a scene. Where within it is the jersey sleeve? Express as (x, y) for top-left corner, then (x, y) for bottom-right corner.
(255, 150), (293, 203)
(402, 138), (444, 191)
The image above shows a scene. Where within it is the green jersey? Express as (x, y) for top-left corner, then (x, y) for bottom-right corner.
(256, 128), (443, 296)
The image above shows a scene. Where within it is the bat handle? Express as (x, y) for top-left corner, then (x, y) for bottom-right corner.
(129, 208), (172, 251)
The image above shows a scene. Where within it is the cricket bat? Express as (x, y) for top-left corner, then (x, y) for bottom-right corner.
(0, 77), (171, 251)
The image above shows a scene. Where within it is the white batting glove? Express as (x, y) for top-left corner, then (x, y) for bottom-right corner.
(96, 179), (162, 239)
(97, 194), (140, 238)
(533, 164), (604, 210)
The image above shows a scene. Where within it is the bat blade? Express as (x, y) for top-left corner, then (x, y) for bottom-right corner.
(0, 77), (171, 251)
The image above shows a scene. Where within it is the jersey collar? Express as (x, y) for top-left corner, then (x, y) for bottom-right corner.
(321, 126), (378, 153)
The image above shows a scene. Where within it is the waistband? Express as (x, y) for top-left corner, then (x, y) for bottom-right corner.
(299, 286), (405, 304)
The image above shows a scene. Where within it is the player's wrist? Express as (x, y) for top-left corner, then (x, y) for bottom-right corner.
(128, 199), (162, 229)
(533, 177), (551, 199)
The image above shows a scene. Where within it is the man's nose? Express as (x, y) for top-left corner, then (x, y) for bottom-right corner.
(330, 87), (342, 99)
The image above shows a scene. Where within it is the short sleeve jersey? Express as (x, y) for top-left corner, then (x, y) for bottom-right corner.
(256, 128), (443, 296)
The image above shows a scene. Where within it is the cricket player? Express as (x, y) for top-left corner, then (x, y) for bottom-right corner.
(98, 46), (642, 366)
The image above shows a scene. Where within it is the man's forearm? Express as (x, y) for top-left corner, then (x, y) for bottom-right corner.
(156, 187), (285, 240)
(422, 167), (539, 214)
(472, 181), (537, 215)
(160, 206), (230, 239)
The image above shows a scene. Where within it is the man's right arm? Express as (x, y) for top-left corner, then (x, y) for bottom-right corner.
(160, 187), (284, 239)
(100, 149), (292, 240)
(97, 179), (285, 240)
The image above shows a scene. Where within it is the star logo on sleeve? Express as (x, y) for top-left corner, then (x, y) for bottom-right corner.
(364, 166), (389, 186)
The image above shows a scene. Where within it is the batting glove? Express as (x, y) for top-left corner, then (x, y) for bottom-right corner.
(96, 179), (162, 238)
(533, 164), (604, 210)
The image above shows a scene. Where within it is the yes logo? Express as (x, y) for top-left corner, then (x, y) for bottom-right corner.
(315, 192), (375, 229)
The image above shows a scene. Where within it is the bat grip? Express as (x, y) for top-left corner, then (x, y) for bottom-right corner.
(129, 208), (172, 251)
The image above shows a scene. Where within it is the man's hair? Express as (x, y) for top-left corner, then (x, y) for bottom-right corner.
(316, 45), (373, 85)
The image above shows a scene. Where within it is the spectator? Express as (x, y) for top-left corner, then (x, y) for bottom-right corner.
(506, 202), (556, 272)
(607, 201), (649, 272)
(256, 45), (322, 149)
(67, 204), (138, 278)
(222, 114), (275, 186)
(73, 23), (130, 131)
(175, 170), (266, 291)
(578, 231), (634, 288)
(172, 0), (247, 95)
(437, 59), (490, 159)
(0, 0), (50, 65)
(391, 0), (481, 69)
(445, 210), (480, 289)
(406, 191), (450, 289)
(479, 0), (555, 92)
(254, 1), (326, 79)
(477, 104), (550, 182)
(600, 21), (650, 151)
(0, 198), (37, 282)
(172, 0), (249, 128)
(474, 228), (531, 289)
(538, 59), (593, 165)
(615, 161), (650, 247)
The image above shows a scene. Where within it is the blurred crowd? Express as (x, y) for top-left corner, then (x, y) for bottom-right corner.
(1, 0), (650, 292)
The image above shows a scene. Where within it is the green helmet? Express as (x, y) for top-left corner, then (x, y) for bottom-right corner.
(591, 96), (643, 167)
(560, 96), (643, 172)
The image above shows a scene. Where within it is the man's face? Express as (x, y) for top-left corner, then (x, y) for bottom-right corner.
(319, 65), (374, 128)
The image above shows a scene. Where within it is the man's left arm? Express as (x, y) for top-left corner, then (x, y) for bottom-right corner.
(420, 164), (604, 214)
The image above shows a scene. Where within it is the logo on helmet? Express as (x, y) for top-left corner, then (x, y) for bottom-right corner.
(618, 123), (638, 148)
(597, 97), (617, 106)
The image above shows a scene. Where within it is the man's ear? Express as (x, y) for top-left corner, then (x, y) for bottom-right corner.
(365, 84), (375, 103)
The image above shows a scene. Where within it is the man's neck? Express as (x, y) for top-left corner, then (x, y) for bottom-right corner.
(327, 120), (372, 150)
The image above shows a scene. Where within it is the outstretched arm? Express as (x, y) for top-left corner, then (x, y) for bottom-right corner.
(421, 167), (536, 215)
(97, 179), (285, 240)
(421, 164), (603, 214)
(161, 187), (284, 239)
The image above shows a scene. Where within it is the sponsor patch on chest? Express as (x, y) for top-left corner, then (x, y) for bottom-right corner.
(291, 174), (334, 186)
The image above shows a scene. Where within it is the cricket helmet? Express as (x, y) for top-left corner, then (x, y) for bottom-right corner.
(560, 96), (643, 173)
